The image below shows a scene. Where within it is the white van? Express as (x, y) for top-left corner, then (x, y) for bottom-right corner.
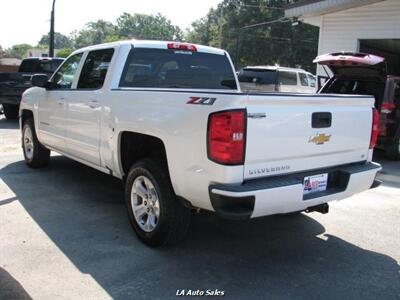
(238, 66), (316, 93)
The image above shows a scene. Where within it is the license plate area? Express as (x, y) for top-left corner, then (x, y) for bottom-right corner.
(303, 170), (350, 200)
(303, 173), (328, 195)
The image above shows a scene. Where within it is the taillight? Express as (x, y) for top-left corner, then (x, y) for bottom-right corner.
(167, 42), (197, 51)
(207, 110), (246, 165)
(380, 102), (396, 114)
(370, 108), (379, 149)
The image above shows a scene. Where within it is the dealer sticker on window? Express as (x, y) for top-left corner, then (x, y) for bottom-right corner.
(303, 173), (328, 195)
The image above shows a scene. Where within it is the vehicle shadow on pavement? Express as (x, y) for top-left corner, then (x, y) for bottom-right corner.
(1, 156), (399, 300)
(0, 268), (32, 300)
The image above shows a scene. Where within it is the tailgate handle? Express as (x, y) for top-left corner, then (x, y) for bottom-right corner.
(312, 112), (332, 128)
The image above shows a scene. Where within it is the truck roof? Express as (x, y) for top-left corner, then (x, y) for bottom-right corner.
(74, 40), (226, 56)
(22, 57), (64, 61)
(242, 65), (310, 73)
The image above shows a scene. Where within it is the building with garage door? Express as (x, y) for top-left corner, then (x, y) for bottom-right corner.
(285, 0), (400, 76)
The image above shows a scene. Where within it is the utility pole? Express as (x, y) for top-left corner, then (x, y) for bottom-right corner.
(49, 0), (56, 57)
(218, 5), (224, 48)
(234, 29), (242, 64)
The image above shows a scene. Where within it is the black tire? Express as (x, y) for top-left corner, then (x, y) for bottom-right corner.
(125, 159), (191, 247)
(3, 104), (19, 120)
(385, 136), (400, 160)
(22, 118), (50, 168)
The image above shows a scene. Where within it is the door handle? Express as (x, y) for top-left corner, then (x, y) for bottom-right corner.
(57, 98), (65, 105)
(88, 100), (100, 109)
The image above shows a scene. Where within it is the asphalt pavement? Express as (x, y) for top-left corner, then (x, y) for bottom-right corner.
(0, 115), (399, 300)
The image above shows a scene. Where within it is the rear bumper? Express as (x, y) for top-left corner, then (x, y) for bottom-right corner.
(209, 162), (381, 220)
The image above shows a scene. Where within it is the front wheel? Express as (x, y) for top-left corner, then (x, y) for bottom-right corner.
(125, 159), (191, 247)
(22, 119), (50, 167)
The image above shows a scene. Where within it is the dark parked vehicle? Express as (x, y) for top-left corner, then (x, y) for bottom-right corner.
(0, 57), (64, 119)
(315, 52), (400, 160)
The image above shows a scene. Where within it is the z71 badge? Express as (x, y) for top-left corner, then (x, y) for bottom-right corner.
(187, 97), (216, 105)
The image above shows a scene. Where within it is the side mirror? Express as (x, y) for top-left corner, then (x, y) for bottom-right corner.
(31, 74), (49, 88)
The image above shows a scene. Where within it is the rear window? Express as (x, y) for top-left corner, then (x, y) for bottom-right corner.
(19, 59), (63, 73)
(323, 79), (385, 108)
(278, 71), (297, 85)
(327, 79), (383, 95)
(119, 48), (237, 90)
(238, 69), (277, 84)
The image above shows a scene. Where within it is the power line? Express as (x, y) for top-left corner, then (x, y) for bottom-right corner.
(235, 16), (294, 62)
(241, 17), (290, 29)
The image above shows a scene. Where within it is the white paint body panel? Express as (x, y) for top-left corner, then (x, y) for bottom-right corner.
(20, 40), (380, 217)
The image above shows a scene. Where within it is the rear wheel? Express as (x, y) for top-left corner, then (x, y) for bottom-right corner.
(3, 104), (19, 120)
(125, 159), (191, 247)
(385, 136), (400, 160)
(22, 118), (50, 167)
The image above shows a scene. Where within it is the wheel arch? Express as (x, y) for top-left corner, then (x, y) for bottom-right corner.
(118, 131), (170, 180)
(20, 109), (34, 125)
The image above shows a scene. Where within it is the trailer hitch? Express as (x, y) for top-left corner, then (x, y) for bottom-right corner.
(305, 203), (329, 214)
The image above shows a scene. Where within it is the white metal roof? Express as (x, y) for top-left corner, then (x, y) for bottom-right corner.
(73, 40), (226, 56)
(285, 0), (385, 18)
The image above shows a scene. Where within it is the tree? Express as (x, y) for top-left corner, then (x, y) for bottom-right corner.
(38, 32), (73, 49)
(0, 45), (5, 58)
(56, 48), (73, 58)
(116, 13), (183, 40)
(73, 20), (118, 48)
(6, 44), (33, 59)
(187, 0), (319, 72)
(186, 10), (220, 46)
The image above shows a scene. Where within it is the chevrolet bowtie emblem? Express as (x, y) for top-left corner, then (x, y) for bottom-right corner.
(309, 133), (331, 145)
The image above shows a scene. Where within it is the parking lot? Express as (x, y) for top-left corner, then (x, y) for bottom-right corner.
(0, 115), (399, 300)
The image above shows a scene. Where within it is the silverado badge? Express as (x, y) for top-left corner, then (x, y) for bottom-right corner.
(309, 133), (331, 145)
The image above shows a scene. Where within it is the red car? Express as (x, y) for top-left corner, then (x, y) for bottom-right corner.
(315, 52), (400, 160)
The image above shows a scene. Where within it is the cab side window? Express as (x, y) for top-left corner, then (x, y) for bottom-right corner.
(78, 49), (114, 89)
(52, 53), (83, 89)
(299, 73), (308, 86)
(278, 71), (297, 86)
(307, 74), (316, 87)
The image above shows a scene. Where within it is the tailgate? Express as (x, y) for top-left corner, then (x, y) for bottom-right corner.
(0, 73), (32, 97)
(244, 94), (374, 180)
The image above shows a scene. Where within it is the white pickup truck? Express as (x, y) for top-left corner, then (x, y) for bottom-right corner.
(20, 40), (381, 247)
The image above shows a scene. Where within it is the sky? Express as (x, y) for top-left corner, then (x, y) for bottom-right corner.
(0, 0), (220, 48)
